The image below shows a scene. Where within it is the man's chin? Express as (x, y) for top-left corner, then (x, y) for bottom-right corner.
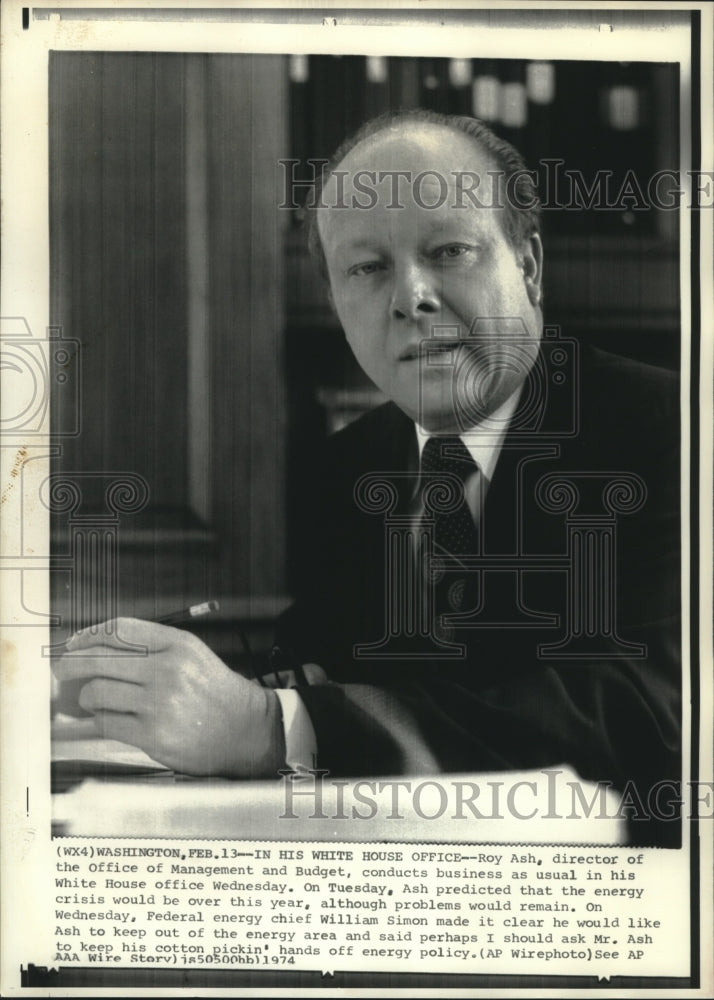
(401, 392), (515, 435)
(406, 390), (498, 435)
(405, 403), (468, 436)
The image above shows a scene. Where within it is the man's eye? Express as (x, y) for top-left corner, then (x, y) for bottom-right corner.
(436, 244), (470, 260)
(349, 261), (382, 277)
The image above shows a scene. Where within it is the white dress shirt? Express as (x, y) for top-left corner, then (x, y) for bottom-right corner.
(414, 388), (521, 515)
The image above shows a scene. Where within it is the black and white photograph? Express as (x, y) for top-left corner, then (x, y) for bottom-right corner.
(1, 2), (712, 996)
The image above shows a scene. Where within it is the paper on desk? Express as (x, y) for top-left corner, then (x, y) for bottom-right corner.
(53, 767), (628, 843)
(52, 713), (169, 771)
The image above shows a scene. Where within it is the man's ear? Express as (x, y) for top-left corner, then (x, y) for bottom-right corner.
(520, 233), (543, 307)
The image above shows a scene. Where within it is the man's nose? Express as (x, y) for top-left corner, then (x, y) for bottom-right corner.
(390, 263), (439, 321)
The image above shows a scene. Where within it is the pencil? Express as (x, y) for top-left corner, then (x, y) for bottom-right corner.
(51, 601), (220, 654)
(155, 600), (220, 625)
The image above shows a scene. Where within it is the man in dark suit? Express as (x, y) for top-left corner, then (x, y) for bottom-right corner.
(276, 111), (681, 840)
(57, 111), (680, 841)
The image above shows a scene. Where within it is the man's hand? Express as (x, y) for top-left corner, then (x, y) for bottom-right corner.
(53, 618), (286, 778)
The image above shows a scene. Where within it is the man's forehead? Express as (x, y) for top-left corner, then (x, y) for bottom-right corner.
(317, 124), (503, 245)
(334, 122), (492, 175)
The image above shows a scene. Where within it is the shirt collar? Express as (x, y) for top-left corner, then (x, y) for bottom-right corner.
(415, 388), (521, 484)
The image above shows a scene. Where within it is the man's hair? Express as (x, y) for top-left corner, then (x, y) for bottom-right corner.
(305, 108), (542, 280)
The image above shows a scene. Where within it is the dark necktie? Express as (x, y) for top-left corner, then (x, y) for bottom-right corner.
(419, 436), (481, 635)
(420, 436), (481, 559)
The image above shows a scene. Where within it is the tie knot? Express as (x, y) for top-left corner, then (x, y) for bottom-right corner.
(421, 436), (477, 482)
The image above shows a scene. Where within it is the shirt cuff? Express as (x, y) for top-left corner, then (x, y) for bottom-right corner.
(274, 688), (318, 771)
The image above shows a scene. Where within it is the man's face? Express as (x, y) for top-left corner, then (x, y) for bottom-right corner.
(318, 124), (544, 434)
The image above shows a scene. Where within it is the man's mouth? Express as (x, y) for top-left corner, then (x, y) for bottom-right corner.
(398, 340), (464, 362)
